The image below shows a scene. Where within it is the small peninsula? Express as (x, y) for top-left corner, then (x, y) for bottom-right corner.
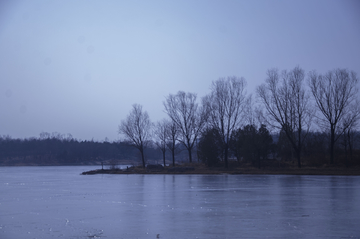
(81, 163), (360, 176)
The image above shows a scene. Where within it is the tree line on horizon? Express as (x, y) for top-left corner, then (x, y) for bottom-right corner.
(0, 132), (193, 166)
(1, 67), (359, 168)
(119, 66), (360, 168)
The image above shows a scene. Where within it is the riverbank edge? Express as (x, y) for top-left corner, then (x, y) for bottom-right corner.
(81, 167), (360, 176)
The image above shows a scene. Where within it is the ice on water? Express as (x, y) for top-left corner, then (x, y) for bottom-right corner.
(0, 166), (360, 239)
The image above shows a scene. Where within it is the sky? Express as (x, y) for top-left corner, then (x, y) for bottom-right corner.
(0, 0), (360, 141)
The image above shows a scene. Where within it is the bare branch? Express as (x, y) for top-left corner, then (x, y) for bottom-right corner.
(118, 104), (152, 167)
(308, 68), (359, 164)
(205, 76), (248, 168)
(257, 66), (312, 168)
(164, 91), (209, 163)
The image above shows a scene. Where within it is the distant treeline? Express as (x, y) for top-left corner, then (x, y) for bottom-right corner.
(1, 129), (359, 167)
(0, 133), (190, 166)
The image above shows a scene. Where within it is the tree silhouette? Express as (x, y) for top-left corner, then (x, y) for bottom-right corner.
(204, 76), (248, 168)
(309, 69), (359, 164)
(164, 91), (209, 163)
(119, 104), (152, 168)
(165, 120), (179, 167)
(257, 66), (312, 168)
(154, 119), (168, 167)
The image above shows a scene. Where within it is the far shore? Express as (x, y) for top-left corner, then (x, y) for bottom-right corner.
(81, 165), (360, 176)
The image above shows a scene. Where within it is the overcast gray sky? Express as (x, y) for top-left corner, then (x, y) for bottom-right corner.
(1, 0), (359, 141)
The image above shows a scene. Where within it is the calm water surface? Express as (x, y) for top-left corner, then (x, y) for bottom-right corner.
(0, 166), (359, 239)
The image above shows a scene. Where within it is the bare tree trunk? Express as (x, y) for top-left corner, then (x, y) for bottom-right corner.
(188, 148), (192, 163)
(224, 144), (229, 168)
(330, 125), (335, 165)
(154, 119), (169, 167)
(162, 150), (166, 167)
(284, 129), (301, 167)
(348, 130), (353, 162)
(296, 151), (301, 168)
(344, 134), (348, 167)
(140, 147), (145, 168)
(164, 120), (178, 167)
(172, 146), (175, 167)
(297, 117), (302, 168)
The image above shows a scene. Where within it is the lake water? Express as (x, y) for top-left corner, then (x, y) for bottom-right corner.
(0, 166), (359, 239)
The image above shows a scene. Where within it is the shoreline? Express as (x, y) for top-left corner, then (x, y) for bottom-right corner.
(81, 166), (360, 176)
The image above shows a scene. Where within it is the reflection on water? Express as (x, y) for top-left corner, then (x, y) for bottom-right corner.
(0, 166), (359, 238)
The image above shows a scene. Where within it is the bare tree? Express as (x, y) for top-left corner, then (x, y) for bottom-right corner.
(164, 91), (209, 163)
(165, 120), (179, 167)
(340, 93), (360, 166)
(118, 104), (152, 168)
(257, 66), (312, 168)
(309, 69), (359, 164)
(154, 119), (168, 167)
(204, 76), (248, 168)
